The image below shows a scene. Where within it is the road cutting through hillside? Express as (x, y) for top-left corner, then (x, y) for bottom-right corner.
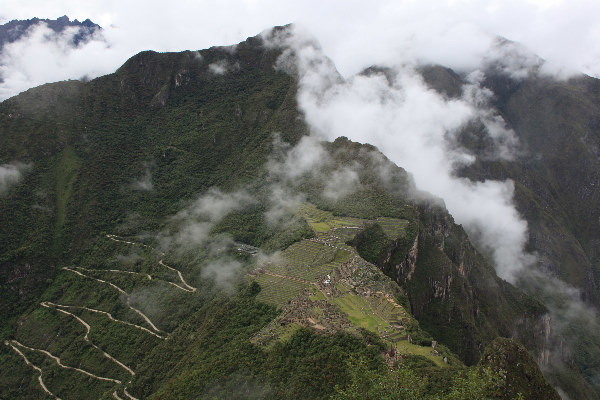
(106, 234), (152, 248)
(62, 267), (161, 333)
(42, 301), (165, 339)
(41, 302), (135, 376)
(8, 340), (122, 384)
(106, 234), (197, 293)
(112, 386), (140, 400)
(123, 387), (139, 400)
(5, 340), (61, 399)
(76, 265), (195, 294)
(158, 260), (196, 292)
(105, 269), (152, 280)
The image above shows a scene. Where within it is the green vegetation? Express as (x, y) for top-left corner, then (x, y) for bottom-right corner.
(254, 274), (310, 305)
(0, 28), (568, 399)
(332, 356), (520, 400)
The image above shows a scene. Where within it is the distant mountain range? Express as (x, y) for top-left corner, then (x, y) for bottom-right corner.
(0, 15), (101, 49)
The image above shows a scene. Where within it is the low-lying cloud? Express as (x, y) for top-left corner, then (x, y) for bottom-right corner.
(266, 133), (362, 220)
(155, 188), (255, 289)
(322, 167), (360, 201)
(0, 162), (30, 195)
(268, 28), (534, 282)
(0, 22), (110, 100)
(165, 187), (254, 250)
(2, 1), (600, 100)
(208, 59), (240, 75)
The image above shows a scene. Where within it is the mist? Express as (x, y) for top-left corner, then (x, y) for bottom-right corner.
(155, 188), (255, 289)
(266, 133), (363, 223)
(208, 59), (240, 76)
(267, 28), (534, 282)
(130, 162), (154, 192)
(2, 1), (600, 100)
(269, 25), (600, 395)
(0, 22), (110, 100)
(0, 162), (30, 195)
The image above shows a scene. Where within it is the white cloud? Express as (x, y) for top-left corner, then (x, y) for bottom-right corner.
(1, 0), (600, 100)
(0, 162), (30, 195)
(0, 22), (111, 100)
(208, 59), (239, 75)
(268, 134), (328, 182)
(322, 167), (360, 201)
(156, 187), (253, 251)
(208, 60), (228, 75)
(155, 187), (255, 289)
(275, 30), (534, 281)
(264, 184), (305, 227)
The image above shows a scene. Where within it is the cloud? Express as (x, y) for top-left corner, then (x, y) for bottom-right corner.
(156, 188), (255, 289)
(0, 162), (30, 195)
(201, 257), (243, 293)
(264, 133), (362, 223)
(322, 167), (360, 201)
(165, 187), (254, 249)
(461, 71), (522, 160)
(517, 267), (600, 388)
(0, 22), (110, 100)
(267, 134), (328, 182)
(264, 184), (305, 227)
(272, 28), (533, 282)
(208, 59), (239, 75)
(2, 1), (600, 99)
(115, 251), (143, 265)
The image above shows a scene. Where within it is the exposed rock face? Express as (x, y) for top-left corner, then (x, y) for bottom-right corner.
(358, 201), (550, 366)
(398, 235), (418, 281)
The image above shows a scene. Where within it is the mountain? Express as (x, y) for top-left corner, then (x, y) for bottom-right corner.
(417, 64), (600, 396)
(0, 25), (595, 399)
(0, 15), (101, 49)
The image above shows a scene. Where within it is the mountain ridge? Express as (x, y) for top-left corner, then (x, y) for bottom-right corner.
(0, 15), (100, 49)
(0, 25), (596, 398)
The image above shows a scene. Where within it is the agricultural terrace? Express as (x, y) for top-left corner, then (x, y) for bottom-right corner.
(249, 204), (448, 367)
(376, 217), (410, 240)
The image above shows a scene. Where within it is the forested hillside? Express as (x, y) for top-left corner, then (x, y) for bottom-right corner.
(0, 26), (594, 399)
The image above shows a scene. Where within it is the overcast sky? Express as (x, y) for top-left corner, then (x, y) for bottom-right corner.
(1, 0), (600, 100)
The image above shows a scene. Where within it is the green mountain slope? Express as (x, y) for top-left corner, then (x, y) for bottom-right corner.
(0, 27), (572, 399)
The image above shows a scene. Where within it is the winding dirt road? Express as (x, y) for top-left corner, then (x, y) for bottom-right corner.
(41, 302), (135, 376)
(123, 387), (139, 400)
(158, 260), (196, 292)
(5, 340), (60, 399)
(106, 234), (197, 293)
(106, 234), (151, 249)
(63, 267), (161, 333)
(42, 301), (165, 340)
(8, 340), (121, 384)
